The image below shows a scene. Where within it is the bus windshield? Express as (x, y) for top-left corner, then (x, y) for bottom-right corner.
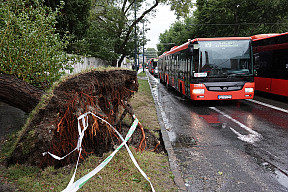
(152, 59), (158, 68)
(194, 40), (253, 78)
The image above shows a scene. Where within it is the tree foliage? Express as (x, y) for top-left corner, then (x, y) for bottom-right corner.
(83, 0), (125, 62)
(44, 0), (92, 54)
(0, 0), (78, 90)
(84, 0), (159, 67)
(157, 17), (194, 54)
(145, 48), (158, 61)
(162, 0), (195, 18)
(158, 0), (288, 55)
(193, 0), (288, 37)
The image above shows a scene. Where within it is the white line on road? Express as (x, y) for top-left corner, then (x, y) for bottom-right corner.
(246, 99), (288, 114)
(229, 127), (261, 144)
(210, 107), (262, 144)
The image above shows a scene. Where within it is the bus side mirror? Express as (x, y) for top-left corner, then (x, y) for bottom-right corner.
(188, 43), (194, 55)
(188, 43), (199, 55)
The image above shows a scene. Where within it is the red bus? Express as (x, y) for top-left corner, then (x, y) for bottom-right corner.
(158, 37), (255, 100)
(148, 58), (158, 76)
(252, 32), (288, 97)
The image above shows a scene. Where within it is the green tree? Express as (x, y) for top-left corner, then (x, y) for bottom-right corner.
(44, 0), (92, 54)
(158, 0), (288, 55)
(157, 17), (194, 55)
(85, 0), (159, 67)
(192, 0), (288, 37)
(145, 48), (158, 61)
(0, 0), (77, 89)
(162, 0), (196, 18)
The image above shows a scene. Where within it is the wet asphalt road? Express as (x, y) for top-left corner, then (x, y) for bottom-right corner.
(146, 71), (288, 192)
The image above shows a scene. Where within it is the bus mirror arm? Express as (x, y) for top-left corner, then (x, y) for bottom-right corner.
(188, 43), (193, 55)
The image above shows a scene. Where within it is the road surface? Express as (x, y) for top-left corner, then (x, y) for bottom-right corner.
(147, 71), (288, 192)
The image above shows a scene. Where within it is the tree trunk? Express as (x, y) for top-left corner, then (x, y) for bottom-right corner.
(111, 59), (117, 67)
(117, 55), (126, 67)
(0, 74), (43, 113)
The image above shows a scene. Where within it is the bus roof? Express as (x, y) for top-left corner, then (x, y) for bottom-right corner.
(195, 37), (251, 41)
(251, 32), (288, 41)
(251, 34), (279, 40)
(252, 32), (288, 51)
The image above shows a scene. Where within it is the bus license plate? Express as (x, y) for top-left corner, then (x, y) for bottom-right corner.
(218, 95), (232, 99)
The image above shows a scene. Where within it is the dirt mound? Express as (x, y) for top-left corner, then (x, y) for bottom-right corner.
(8, 69), (159, 168)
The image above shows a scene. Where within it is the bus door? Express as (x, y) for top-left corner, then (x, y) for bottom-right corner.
(190, 43), (200, 79)
(184, 57), (191, 96)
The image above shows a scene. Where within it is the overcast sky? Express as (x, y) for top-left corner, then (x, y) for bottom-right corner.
(145, 4), (177, 50)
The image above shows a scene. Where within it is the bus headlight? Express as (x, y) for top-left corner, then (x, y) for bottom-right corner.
(192, 89), (205, 94)
(245, 88), (254, 93)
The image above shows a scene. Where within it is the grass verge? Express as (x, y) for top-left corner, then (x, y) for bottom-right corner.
(0, 71), (178, 192)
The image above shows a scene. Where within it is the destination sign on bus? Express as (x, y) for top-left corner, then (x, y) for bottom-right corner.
(204, 41), (239, 48)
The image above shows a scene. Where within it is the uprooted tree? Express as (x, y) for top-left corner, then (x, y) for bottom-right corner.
(6, 69), (161, 168)
(1, 1), (162, 168)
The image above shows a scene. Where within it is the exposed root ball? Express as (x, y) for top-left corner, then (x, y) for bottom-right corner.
(9, 69), (138, 167)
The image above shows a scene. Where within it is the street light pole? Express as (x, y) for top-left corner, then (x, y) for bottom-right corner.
(134, 0), (137, 71)
(142, 21), (145, 72)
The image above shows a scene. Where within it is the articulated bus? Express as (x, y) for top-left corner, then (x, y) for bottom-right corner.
(158, 37), (255, 100)
(148, 58), (158, 75)
(251, 32), (288, 97)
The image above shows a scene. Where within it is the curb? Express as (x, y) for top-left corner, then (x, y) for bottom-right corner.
(145, 71), (187, 192)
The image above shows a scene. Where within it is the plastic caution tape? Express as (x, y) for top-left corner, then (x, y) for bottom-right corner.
(42, 112), (155, 192)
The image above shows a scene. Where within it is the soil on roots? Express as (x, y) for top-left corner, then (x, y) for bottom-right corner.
(7, 69), (163, 168)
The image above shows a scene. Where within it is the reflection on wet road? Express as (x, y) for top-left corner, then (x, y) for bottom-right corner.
(147, 72), (288, 191)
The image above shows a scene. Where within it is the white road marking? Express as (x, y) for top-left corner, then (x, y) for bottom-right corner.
(210, 107), (262, 144)
(229, 127), (261, 144)
(246, 99), (288, 114)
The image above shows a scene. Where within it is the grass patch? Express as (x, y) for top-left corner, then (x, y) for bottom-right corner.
(137, 71), (147, 77)
(1, 148), (176, 191)
(130, 77), (160, 133)
(0, 71), (177, 191)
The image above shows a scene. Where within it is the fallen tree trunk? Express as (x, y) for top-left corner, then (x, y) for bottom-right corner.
(0, 74), (43, 113)
(8, 69), (139, 167)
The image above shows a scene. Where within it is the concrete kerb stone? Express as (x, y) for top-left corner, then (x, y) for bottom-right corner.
(145, 71), (187, 192)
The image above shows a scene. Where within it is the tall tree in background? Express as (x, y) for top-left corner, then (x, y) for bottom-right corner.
(44, 0), (91, 54)
(162, 0), (195, 18)
(145, 48), (158, 61)
(193, 0), (288, 37)
(158, 0), (288, 55)
(157, 17), (194, 55)
(86, 0), (159, 67)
